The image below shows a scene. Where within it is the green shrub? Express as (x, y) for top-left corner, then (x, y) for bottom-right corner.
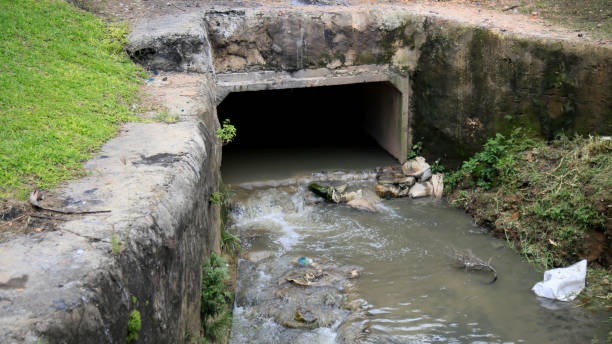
(209, 191), (223, 205)
(406, 141), (422, 160)
(221, 228), (241, 254)
(126, 310), (141, 343)
(201, 252), (233, 342)
(216, 119), (237, 145)
(445, 129), (533, 191)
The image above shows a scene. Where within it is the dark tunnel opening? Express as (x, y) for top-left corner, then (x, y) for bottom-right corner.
(217, 82), (402, 183)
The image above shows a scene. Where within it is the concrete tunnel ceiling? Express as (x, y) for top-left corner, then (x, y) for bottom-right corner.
(215, 66), (410, 163)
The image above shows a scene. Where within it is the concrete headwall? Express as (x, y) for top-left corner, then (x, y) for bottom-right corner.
(197, 7), (611, 161)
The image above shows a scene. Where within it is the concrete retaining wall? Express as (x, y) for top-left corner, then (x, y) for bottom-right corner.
(0, 72), (221, 343)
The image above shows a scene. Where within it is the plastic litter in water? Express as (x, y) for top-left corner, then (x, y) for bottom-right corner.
(297, 257), (313, 266)
(532, 259), (587, 302)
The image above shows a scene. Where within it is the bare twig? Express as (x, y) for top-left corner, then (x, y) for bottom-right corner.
(448, 248), (498, 284)
(29, 213), (70, 221)
(170, 3), (186, 11)
(0, 214), (28, 228)
(502, 5), (519, 12)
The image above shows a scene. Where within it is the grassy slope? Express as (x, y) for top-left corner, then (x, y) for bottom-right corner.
(445, 132), (611, 309)
(0, 0), (144, 199)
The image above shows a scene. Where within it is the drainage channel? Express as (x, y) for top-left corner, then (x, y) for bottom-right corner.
(222, 164), (609, 343)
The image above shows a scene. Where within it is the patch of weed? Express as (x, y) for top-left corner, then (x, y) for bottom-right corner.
(216, 119), (237, 145)
(201, 252), (233, 342)
(221, 228), (241, 255)
(209, 192), (223, 205)
(152, 111), (179, 124)
(406, 141), (423, 160)
(126, 309), (141, 343)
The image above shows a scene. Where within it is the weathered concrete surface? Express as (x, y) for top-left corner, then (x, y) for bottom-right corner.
(0, 74), (221, 343)
(411, 23), (612, 164)
(127, 6), (610, 163)
(215, 64), (393, 103)
(200, 6), (612, 162)
(127, 13), (213, 73)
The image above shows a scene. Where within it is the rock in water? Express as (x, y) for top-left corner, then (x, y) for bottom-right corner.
(347, 198), (376, 212)
(408, 182), (433, 198)
(308, 183), (346, 203)
(402, 156), (431, 181)
(431, 173), (444, 199)
(375, 183), (410, 198)
(376, 166), (416, 186)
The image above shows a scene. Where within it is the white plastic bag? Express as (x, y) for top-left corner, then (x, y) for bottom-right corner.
(532, 259), (587, 302)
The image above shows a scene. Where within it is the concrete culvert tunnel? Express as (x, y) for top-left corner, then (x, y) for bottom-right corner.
(217, 82), (406, 182)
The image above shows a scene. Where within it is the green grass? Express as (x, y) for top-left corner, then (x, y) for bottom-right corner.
(0, 0), (145, 199)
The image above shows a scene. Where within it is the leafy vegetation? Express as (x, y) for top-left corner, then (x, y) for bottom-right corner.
(216, 119), (237, 145)
(201, 252), (233, 342)
(0, 0), (144, 200)
(213, 183), (242, 254)
(406, 141), (423, 160)
(209, 191), (224, 205)
(445, 130), (535, 191)
(126, 309), (142, 343)
(221, 228), (241, 255)
(430, 158), (445, 174)
(445, 133), (611, 309)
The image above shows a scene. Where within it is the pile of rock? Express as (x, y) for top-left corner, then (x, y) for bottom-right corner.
(375, 156), (443, 199)
(308, 183), (379, 212)
(307, 156), (443, 211)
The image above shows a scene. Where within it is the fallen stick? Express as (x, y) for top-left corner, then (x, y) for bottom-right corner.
(29, 213), (70, 221)
(0, 214), (28, 228)
(29, 190), (111, 215)
(502, 5), (519, 12)
(448, 248), (498, 284)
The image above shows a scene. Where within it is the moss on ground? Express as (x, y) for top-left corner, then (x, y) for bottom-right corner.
(0, 0), (145, 200)
(446, 132), (611, 310)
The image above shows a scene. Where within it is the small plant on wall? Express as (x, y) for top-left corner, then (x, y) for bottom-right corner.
(126, 309), (141, 343)
(216, 119), (237, 145)
(201, 252), (233, 342)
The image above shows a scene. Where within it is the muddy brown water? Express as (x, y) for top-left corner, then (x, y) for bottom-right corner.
(222, 145), (609, 343)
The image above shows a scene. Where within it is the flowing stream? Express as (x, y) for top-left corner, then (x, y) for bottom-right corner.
(223, 146), (609, 344)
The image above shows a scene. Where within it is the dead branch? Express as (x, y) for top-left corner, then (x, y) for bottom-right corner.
(502, 5), (519, 12)
(0, 214), (28, 228)
(447, 248), (498, 284)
